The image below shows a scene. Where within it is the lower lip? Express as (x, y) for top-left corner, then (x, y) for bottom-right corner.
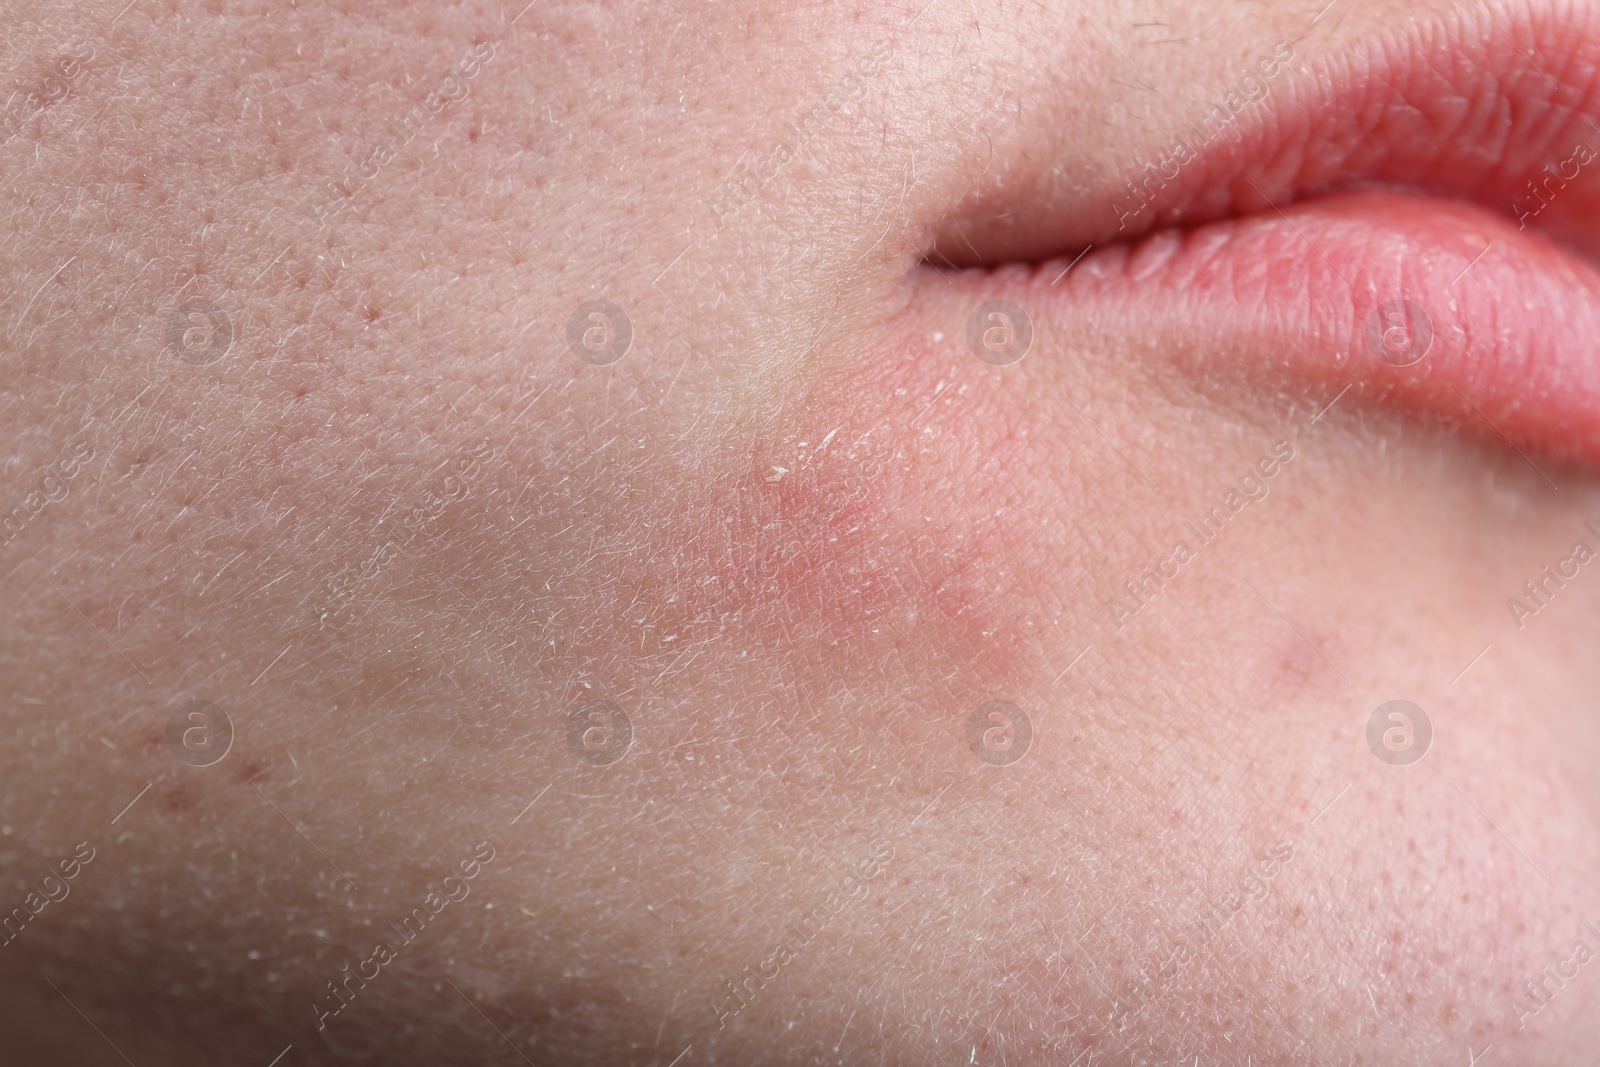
(1039, 188), (1600, 466)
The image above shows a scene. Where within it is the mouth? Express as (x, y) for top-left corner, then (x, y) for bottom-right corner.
(931, 1), (1600, 467)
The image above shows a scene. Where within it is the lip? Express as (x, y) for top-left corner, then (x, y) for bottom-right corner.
(1031, 188), (1600, 464)
(933, 2), (1600, 466)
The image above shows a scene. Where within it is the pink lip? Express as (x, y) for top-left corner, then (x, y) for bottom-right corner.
(1040, 187), (1600, 465)
(937, 2), (1600, 465)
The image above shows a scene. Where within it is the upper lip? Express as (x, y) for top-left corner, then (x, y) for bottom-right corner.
(926, 1), (1600, 468)
(933, 1), (1600, 267)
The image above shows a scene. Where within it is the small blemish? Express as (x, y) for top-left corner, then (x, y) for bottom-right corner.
(232, 759), (270, 786)
(159, 785), (199, 815)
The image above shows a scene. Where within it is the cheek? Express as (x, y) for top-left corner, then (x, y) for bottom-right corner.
(653, 308), (1042, 733)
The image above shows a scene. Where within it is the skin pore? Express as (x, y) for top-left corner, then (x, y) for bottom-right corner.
(4, 0), (1600, 1063)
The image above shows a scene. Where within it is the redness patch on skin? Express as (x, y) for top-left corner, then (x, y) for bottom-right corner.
(655, 309), (1049, 724)
(231, 758), (271, 786)
(159, 781), (201, 816)
(1274, 624), (1338, 694)
(127, 721), (269, 800)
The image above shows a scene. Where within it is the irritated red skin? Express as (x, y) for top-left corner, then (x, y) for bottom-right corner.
(657, 315), (1051, 722)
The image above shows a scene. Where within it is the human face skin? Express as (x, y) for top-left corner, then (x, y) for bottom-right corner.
(5, 0), (1600, 1063)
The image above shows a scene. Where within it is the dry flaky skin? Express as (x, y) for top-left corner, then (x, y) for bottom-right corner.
(2, 0), (1600, 1064)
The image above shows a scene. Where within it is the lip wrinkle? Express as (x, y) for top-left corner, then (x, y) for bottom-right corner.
(933, 0), (1600, 268)
(981, 188), (1600, 467)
